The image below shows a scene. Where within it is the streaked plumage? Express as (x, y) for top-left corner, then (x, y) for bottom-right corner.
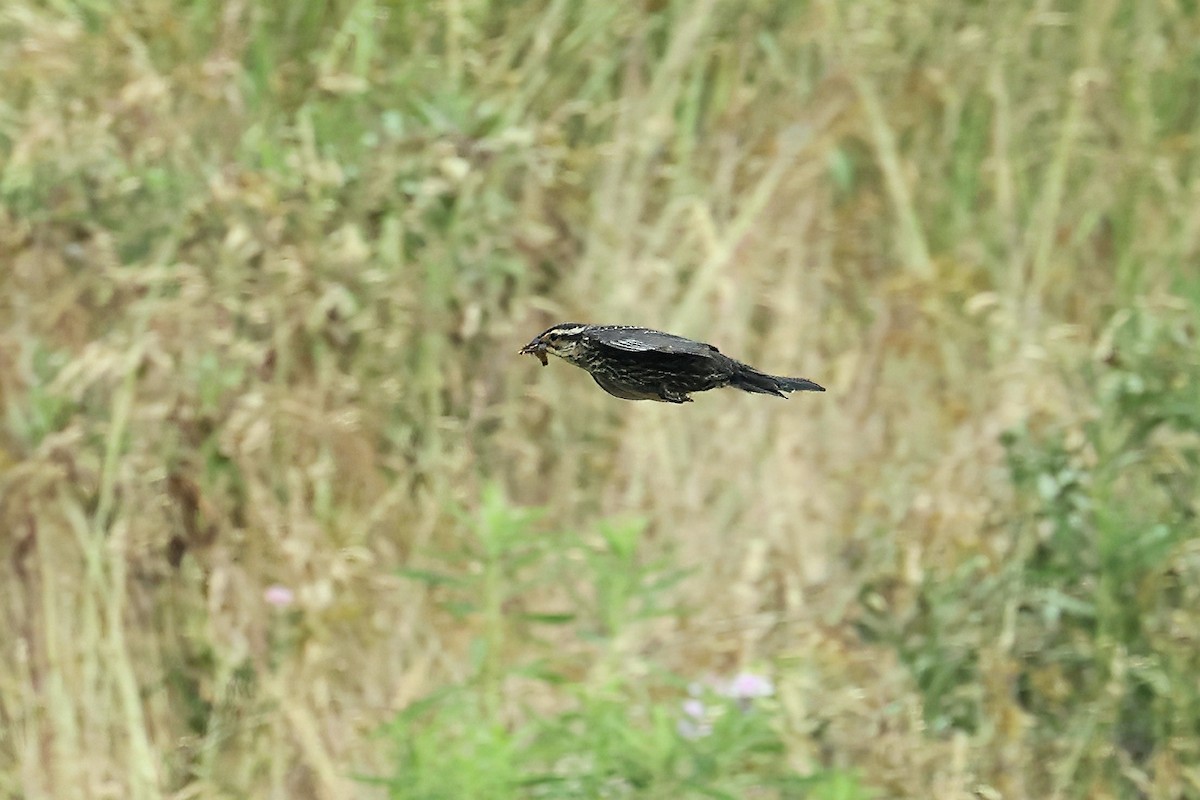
(519, 323), (825, 403)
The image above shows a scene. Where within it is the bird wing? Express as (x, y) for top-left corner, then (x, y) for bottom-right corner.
(591, 373), (658, 401)
(586, 327), (720, 356)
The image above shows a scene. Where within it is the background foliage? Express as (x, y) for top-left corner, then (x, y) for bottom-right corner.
(2, 0), (1199, 797)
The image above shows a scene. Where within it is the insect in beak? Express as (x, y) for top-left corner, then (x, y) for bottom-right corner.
(519, 338), (549, 366)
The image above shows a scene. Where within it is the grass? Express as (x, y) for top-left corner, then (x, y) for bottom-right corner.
(2, 0), (1200, 797)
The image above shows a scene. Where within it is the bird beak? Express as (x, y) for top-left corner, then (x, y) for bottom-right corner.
(519, 337), (549, 366)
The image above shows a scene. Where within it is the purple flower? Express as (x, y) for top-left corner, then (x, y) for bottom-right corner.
(264, 584), (295, 608)
(721, 672), (774, 701)
(679, 671), (776, 738)
(677, 697), (713, 740)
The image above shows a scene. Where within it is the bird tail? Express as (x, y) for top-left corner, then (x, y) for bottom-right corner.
(730, 365), (825, 397)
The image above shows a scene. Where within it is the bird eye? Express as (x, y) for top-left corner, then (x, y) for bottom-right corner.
(547, 332), (560, 341)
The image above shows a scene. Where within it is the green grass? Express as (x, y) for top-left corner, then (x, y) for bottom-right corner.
(2, 0), (1200, 797)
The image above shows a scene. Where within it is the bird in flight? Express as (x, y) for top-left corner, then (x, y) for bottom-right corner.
(519, 323), (824, 403)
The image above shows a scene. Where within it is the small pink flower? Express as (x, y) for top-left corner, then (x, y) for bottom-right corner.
(264, 584), (295, 608)
(677, 698), (713, 740)
(722, 671), (774, 700)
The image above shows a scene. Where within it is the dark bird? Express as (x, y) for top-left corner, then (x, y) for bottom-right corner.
(519, 323), (825, 403)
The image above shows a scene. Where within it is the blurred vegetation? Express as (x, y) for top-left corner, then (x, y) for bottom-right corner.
(1, 0), (1199, 797)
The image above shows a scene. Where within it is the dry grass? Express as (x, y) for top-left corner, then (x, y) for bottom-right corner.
(2, 0), (1199, 798)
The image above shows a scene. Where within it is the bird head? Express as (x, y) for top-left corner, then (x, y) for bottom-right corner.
(519, 323), (591, 366)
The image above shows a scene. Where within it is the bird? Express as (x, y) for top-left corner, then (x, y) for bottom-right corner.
(519, 323), (825, 403)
